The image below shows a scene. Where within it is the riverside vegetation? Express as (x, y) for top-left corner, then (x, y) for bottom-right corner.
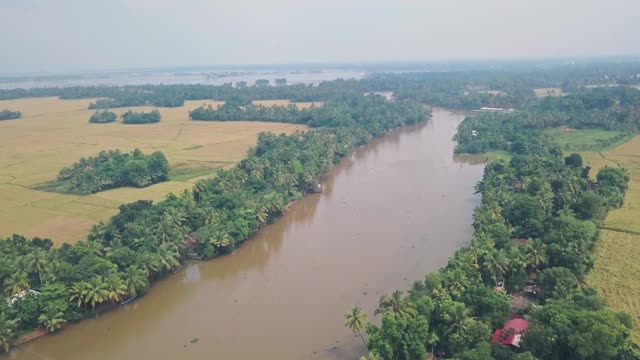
(347, 83), (640, 360)
(0, 92), (428, 352)
(2, 62), (640, 358)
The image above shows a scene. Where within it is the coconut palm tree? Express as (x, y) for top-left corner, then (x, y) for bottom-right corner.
(444, 302), (471, 335)
(526, 239), (547, 271)
(344, 306), (368, 346)
(122, 266), (149, 297)
(136, 252), (160, 278)
(209, 230), (232, 251)
(0, 312), (17, 353)
(84, 277), (110, 310)
(157, 243), (181, 272)
(69, 281), (91, 308)
(26, 248), (49, 285)
(375, 290), (418, 319)
(359, 352), (380, 360)
(104, 275), (127, 303)
(38, 306), (67, 333)
(41, 259), (62, 284)
(3, 271), (29, 296)
(483, 250), (510, 286)
(408, 280), (426, 300)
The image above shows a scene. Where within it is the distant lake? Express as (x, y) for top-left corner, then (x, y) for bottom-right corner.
(0, 69), (367, 89)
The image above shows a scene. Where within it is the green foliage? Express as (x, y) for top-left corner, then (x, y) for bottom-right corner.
(121, 110), (160, 124)
(597, 167), (630, 208)
(537, 267), (580, 301)
(362, 119), (632, 359)
(0, 109), (21, 121)
(455, 87), (640, 155)
(367, 312), (430, 360)
(56, 149), (169, 194)
(0, 82), (427, 348)
(0, 312), (17, 352)
(88, 110), (117, 124)
(190, 94), (429, 137)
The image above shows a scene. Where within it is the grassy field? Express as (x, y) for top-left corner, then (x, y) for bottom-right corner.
(533, 87), (566, 97)
(0, 97), (307, 244)
(582, 134), (640, 341)
(543, 127), (628, 152)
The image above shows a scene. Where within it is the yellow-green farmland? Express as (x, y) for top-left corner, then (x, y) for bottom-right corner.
(0, 97), (307, 244)
(582, 134), (640, 341)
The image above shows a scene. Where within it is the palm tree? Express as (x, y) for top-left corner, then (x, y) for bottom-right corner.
(408, 280), (426, 300)
(69, 281), (91, 308)
(3, 271), (29, 296)
(375, 290), (417, 319)
(526, 239), (547, 271)
(483, 250), (509, 286)
(157, 243), (181, 272)
(444, 269), (469, 297)
(104, 275), (127, 303)
(136, 252), (160, 278)
(444, 302), (471, 335)
(209, 230), (232, 251)
(0, 312), (17, 353)
(84, 277), (110, 310)
(359, 352), (381, 360)
(27, 249), (49, 285)
(38, 306), (67, 332)
(122, 266), (149, 297)
(41, 259), (62, 284)
(344, 306), (368, 346)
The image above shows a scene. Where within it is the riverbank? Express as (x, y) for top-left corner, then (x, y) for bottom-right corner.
(1, 93), (431, 355)
(4, 109), (485, 360)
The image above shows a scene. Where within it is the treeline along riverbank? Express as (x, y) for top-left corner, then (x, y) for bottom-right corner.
(352, 79), (640, 360)
(0, 92), (429, 353)
(3, 62), (640, 358)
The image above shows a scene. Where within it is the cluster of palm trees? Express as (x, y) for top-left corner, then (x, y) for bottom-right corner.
(69, 273), (139, 311)
(3, 248), (53, 297)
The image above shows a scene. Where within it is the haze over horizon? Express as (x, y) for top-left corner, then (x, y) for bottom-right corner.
(2, 0), (639, 73)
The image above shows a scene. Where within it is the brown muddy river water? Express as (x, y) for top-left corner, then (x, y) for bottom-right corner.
(7, 109), (485, 360)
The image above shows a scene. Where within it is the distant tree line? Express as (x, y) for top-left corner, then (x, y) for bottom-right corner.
(455, 86), (640, 154)
(190, 93), (428, 137)
(0, 109), (21, 121)
(57, 149), (169, 194)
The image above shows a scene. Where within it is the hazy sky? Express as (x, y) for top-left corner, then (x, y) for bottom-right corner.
(2, 0), (639, 73)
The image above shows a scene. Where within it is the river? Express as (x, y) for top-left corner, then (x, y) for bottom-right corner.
(7, 109), (485, 360)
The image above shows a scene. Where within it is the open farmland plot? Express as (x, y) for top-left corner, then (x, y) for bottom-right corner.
(583, 134), (640, 340)
(533, 87), (566, 97)
(0, 97), (306, 244)
(543, 127), (627, 152)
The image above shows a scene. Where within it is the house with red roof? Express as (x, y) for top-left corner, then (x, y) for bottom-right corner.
(490, 318), (529, 347)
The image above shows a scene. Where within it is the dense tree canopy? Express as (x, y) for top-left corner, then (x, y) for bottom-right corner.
(56, 149), (169, 194)
(1, 65), (639, 357)
(0, 89), (428, 353)
(358, 142), (633, 359)
(0, 109), (21, 121)
(88, 110), (117, 124)
(121, 110), (160, 124)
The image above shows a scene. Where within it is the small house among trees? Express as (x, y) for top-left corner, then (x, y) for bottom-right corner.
(490, 318), (529, 347)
